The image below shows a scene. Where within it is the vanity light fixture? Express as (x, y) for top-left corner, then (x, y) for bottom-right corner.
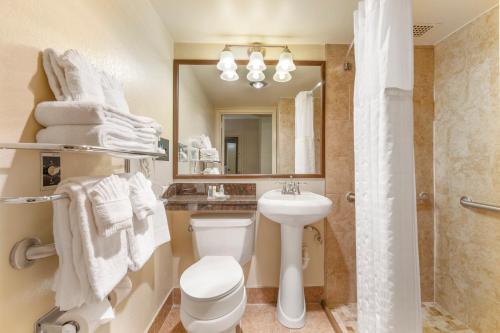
(217, 43), (295, 84)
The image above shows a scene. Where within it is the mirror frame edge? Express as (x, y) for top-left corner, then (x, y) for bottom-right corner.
(172, 59), (326, 179)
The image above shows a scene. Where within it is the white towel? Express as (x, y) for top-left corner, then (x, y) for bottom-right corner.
(43, 49), (71, 101)
(126, 215), (156, 271)
(199, 148), (219, 162)
(152, 200), (170, 247)
(36, 125), (159, 152)
(100, 71), (130, 114)
(57, 49), (106, 103)
(35, 101), (162, 134)
(55, 177), (129, 302)
(88, 175), (133, 237)
(127, 172), (157, 221)
(295, 91), (316, 173)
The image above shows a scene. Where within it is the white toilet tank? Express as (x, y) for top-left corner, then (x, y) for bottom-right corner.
(190, 213), (255, 265)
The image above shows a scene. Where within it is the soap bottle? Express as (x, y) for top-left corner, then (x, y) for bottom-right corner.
(219, 184), (225, 196)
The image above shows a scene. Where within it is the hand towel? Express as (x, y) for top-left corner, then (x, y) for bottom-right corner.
(88, 175), (133, 237)
(153, 200), (171, 247)
(35, 101), (162, 134)
(57, 50), (106, 103)
(199, 148), (219, 161)
(56, 177), (129, 302)
(36, 124), (159, 153)
(100, 71), (130, 114)
(127, 172), (157, 221)
(126, 215), (156, 271)
(43, 49), (70, 101)
(52, 197), (91, 310)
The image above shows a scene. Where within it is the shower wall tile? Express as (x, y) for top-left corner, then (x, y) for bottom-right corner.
(434, 8), (500, 332)
(323, 44), (435, 306)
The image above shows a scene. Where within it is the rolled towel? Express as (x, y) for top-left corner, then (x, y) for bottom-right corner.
(127, 172), (157, 221)
(88, 175), (133, 237)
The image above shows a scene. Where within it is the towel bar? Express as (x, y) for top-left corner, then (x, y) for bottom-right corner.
(460, 196), (500, 212)
(0, 194), (68, 204)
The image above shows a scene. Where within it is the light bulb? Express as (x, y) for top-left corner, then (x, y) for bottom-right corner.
(247, 70), (265, 82)
(246, 51), (266, 72)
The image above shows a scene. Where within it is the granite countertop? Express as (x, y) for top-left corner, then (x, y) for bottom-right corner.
(164, 183), (257, 211)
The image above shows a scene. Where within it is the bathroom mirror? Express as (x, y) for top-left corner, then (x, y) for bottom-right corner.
(173, 60), (325, 178)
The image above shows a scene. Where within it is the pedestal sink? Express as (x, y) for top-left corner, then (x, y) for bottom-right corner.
(258, 189), (333, 328)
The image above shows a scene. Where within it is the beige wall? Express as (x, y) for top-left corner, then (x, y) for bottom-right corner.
(0, 1), (174, 332)
(434, 7), (500, 332)
(323, 44), (436, 306)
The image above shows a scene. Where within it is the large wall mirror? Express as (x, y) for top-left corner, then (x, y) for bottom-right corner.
(173, 60), (325, 178)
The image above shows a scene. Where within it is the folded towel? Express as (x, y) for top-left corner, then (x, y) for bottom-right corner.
(36, 124), (159, 153)
(57, 49), (106, 103)
(127, 172), (157, 221)
(43, 49), (71, 101)
(153, 200), (171, 247)
(55, 177), (129, 302)
(200, 148), (219, 162)
(100, 71), (130, 114)
(88, 175), (133, 237)
(35, 101), (162, 134)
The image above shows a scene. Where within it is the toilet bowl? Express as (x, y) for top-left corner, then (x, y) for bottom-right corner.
(179, 213), (255, 333)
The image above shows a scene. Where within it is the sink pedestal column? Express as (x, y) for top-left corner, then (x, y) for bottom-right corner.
(277, 224), (305, 328)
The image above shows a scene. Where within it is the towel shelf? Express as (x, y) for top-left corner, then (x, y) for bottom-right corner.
(0, 142), (167, 158)
(460, 196), (500, 213)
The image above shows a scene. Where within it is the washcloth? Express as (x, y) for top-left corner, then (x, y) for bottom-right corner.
(36, 124), (159, 152)
(35, 101), (162, 134)
(43, 49), (72, 101)
(127, 172), (157, 221)
(88, 175), (133, 237)
(55, 177), (129, 303)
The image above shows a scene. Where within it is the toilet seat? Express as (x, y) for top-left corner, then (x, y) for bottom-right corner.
(180, 256), (245, 321)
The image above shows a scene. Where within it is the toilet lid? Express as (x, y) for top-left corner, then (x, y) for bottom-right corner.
(180, 256), (243, 301)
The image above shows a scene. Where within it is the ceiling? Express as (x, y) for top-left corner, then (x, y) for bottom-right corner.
(151, 0), (498, 45)
(181, 64), (322, 108)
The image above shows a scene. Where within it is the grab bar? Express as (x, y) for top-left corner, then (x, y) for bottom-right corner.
(345, 191), (429, 203)
(460, 196), (500, 213)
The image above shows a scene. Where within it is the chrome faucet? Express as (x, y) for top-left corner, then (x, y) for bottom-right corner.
(281, 176), (301, 195)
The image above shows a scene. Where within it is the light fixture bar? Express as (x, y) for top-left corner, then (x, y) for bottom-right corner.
(225, 43), (289, 49)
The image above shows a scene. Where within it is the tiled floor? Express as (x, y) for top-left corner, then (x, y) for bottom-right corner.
(159, 303), (335, 333)
(330, 302), (475, 333)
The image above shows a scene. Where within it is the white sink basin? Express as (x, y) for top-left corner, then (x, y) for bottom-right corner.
(258, 189), (333, 227)
(258, 189), (333, 329)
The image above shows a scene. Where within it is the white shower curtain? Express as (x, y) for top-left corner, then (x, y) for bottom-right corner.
(353, 1), (422, 332)
(295, 91), (315, 173)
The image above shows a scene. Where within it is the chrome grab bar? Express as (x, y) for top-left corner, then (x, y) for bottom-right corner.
(0, 194), (68, 204)
(460, 196), (500, 213)
(345, 191), (429, 203)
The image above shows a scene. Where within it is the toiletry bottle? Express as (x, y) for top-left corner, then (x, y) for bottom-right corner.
(208, 185), (213, 198)
(220, 184), (225, 195)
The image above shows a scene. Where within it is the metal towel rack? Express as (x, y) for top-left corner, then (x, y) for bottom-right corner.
(1, 142), (168, 269)
(460, 196), (500, 212)
(345, 191), (430, 203)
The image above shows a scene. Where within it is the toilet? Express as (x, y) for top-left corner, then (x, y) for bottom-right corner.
(180, 213), (255, 333)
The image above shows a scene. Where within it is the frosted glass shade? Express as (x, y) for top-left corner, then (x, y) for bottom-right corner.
(217, 50), (237, 71)
(273, 70), (292, 83)
(220, 70), (239, 81)
(247, 70), (265, 82)
(246, 51), (266, 71)
(276, 51), (296, 72)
